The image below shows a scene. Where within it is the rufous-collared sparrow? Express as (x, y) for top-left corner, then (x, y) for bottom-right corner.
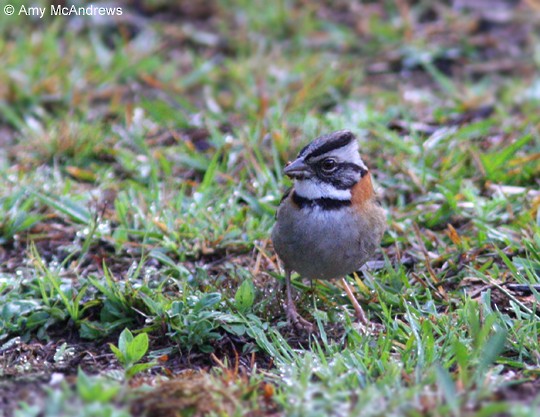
(272, 130), (386, 331)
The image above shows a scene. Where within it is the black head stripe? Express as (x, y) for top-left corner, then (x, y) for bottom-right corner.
(298, 143), (310, 158)
(303, 131), (355, 159)
(292, 191), (351, 210)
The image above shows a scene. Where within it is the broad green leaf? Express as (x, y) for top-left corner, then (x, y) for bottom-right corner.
(118, 328), (133, 355)
(109, 344), (125, 365)
(194, 293), (221, 311)
(126, 362), (155, 379)
(126, 333), (149, 364)
(235, 279), (255, 313)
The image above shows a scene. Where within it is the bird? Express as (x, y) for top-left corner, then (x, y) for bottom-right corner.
(271, 129), (386, 331)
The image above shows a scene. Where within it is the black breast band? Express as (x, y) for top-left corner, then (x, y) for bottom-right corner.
(292, 191), (351, 210)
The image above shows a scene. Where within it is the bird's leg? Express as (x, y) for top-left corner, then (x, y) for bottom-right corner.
(285, 270), (315, 332)
(340, 275), (385, 334)
(340, 277), (368, 325)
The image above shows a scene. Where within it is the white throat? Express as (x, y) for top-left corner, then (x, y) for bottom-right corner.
(294, 179), (351, 200)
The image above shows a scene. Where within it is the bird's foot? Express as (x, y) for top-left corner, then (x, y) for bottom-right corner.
(352, 320), (385, 335)
(286, 305), (316, 333)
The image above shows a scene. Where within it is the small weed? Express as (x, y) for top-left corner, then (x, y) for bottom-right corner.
(0, 190), (42, 245)
(14, 369), (129, 417)
(109, 328), (156, 379)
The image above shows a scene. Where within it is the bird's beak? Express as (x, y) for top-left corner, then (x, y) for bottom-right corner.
(284, 158), (311, 179)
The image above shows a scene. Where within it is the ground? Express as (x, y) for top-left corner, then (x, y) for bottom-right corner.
(0, 0), (539, 416)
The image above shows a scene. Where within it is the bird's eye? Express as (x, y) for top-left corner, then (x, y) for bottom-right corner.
(320, 158), (337, 173)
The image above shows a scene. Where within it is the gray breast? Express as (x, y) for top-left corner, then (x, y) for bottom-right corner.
(272, 205), (379, 280)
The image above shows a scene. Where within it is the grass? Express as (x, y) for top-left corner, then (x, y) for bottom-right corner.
(1, 0), (540, 416)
